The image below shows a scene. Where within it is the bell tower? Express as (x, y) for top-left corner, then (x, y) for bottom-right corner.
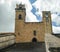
(15, 4), (26, 43)
(15, 4), (26, 21)
(42, 11), (52, 33)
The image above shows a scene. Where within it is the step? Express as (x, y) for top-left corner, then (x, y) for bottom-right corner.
(0, 34), (15, 49)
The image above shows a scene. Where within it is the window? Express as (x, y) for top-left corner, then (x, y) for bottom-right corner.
(33, 30), (36, 36)
(19, 14), (22, 19)
(45, 12), (49, 17)
(18, 32), (20, 35)
(45, 12), (49, 22)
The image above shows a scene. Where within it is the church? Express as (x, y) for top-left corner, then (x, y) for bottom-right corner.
(15, 4), (52, 43)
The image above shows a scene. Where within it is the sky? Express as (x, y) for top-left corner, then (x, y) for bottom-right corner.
(0, 0), (60, 33)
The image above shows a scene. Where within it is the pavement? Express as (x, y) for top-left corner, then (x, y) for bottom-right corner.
(0, 43), (46, 52)
(0, 33), (60, 52)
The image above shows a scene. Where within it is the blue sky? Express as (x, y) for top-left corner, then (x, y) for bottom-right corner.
(0, 0), (60, 33)
(29, 0), (36, 4)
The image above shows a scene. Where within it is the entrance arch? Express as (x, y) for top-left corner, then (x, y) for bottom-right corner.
(32, 38), (37, 42)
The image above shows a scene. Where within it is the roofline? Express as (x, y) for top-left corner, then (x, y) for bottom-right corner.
(52, 33), (60, 35)
(0, 32), (15, 34)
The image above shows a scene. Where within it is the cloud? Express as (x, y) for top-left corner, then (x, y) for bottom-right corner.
(51, 13), (60, 26)
(0, 0), (60, 33)
(0, 0), (15, 33)
(52, 26), (60, 33)
(0, 0), (5, 4)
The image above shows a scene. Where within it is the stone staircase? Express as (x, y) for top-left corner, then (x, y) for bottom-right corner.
(45, 33), (60, 52)
(52, 33), (60, 38)
(0, 34), (15, 49)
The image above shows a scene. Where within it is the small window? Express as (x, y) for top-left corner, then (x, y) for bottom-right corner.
(45, 12), (49, 17)
(33, 30), (36, 36)
(18, 32), (20, 35)
(45, 12), (49, 22)
(19, 14), (22, 19)
(46, 16), (49, 22)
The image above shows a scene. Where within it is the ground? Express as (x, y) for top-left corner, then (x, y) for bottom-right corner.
(0, 43), (46, 52)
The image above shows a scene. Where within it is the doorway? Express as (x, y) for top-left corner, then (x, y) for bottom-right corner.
(32, 38), (37, 42)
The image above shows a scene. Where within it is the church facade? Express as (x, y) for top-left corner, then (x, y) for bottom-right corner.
(15, 4), (52, 43)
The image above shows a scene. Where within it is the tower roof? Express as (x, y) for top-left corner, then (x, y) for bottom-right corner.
(15, 4), (26, 10)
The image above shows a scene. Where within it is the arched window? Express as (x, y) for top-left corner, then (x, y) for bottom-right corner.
(45, 12), (49, 17)
(33, 30), (36, 36)
(45, 12), (49, 22)
(19, 14), (22, 19)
